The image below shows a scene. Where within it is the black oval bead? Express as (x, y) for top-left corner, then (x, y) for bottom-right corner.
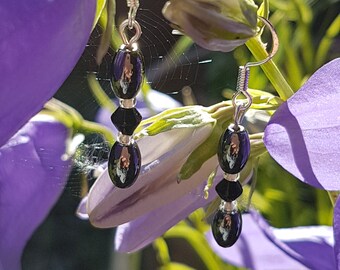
(108, 141), (141, 188)
(212, 208), (242, 248)
(215, 179), (243, 202)
(111, 107), (142, 136)
(111, 46), (143, 99)
(217, 125), (250, 174)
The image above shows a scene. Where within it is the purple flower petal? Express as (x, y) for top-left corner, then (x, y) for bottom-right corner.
(207, 210), (335, 270)
(114, 169), (221, 253)
(0, 0), (96, 147)
(333, 197), (340, 267)
(0, 115), (71, 270)
(264, 58), (340, 190)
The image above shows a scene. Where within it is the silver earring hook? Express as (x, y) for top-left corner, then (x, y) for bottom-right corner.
(232, 16), (279, 130)
(245, 17), (279, 68)
(119, 0), (141, 48)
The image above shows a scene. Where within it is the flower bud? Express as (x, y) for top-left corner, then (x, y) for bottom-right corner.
(162, 0), (258, 52)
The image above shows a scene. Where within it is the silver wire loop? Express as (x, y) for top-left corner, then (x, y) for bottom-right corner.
(127, 0), (140, 29)
(119, 19), (142, 47)
(232, 16), (279, 129)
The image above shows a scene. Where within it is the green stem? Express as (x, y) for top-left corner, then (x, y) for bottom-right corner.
(153, 238), (171, 267)
(327, 191), (340, 207)
(80, 120), (115, 146)
(87, 73), (116, 112)
(45, 98), (114, 146)
(246, 37), (294, 100)
(315, 15), (340, 68)
(45, 99), (83, 129)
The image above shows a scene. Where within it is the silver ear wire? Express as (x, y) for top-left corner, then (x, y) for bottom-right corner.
(232, 16), (279, 129)
(245, 16), (279, 68)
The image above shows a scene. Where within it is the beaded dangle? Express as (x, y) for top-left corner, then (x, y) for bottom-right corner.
(211, 16), (279, 247)
(108, 0), (143, 188)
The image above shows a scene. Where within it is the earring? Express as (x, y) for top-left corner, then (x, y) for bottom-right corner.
(108, 0), (143, 188)
(211, 16), (279, 247)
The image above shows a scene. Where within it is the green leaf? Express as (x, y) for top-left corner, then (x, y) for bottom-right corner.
(93, 0), (107, 30)
(178, 123), (221, 180)
(164, 225), (226, 270)
(160, 262), (196, 270)
(137, 106), (215, 138)
(153, 238), (171, 266)
(257, 0), (270, 19)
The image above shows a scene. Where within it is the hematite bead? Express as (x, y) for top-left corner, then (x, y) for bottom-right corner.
(108, 141), (141, 188)
(211, 208), (242, 248)
(215, 179), (243, 202)
(218, 124), (250, 174)
(111, 45), (143, 99)
(111, 107), (142, 136)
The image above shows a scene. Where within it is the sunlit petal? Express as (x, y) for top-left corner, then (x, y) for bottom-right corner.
(0, 0), (96, 146)
(264, 58), (340, 190)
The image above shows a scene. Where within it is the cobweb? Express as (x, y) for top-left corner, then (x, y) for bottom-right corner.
(58, 5), (215, 197)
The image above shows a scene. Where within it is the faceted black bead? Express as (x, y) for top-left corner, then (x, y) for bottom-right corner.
(211, 208), (242, 248)
(108, 141), (141, 188)
(111, 46), (143, 99)
(215, 179), (243, 201)
(111, 107), (142, 136)
(217, 125), (250, 174)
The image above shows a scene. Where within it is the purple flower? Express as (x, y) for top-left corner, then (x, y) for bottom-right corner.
(0, 0), (96, 147)
(0, 1), (96, 268)
(207, 209), (336, 270)
(0, 115), (72, 270)
(264, 58), (340, 190)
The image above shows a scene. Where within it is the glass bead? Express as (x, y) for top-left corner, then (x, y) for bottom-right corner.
(215, 179), (243, 201)
(108, 141), (141, 188)
(211, 208), (242, 248)
(111, 107), (142, 136)
(111, 46), (143, 99)
(218, 124), (250, 174)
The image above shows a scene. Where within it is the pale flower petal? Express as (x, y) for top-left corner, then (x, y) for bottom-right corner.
(87, 124), (215, 227)
(115, 162), (222, 253)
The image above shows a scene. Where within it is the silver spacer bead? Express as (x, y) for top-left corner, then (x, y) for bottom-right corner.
(120, 98), (137, 108)
(117, 132), (133, 145)
(223, 200), (237, 213)
(223, 173), (240, 182)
